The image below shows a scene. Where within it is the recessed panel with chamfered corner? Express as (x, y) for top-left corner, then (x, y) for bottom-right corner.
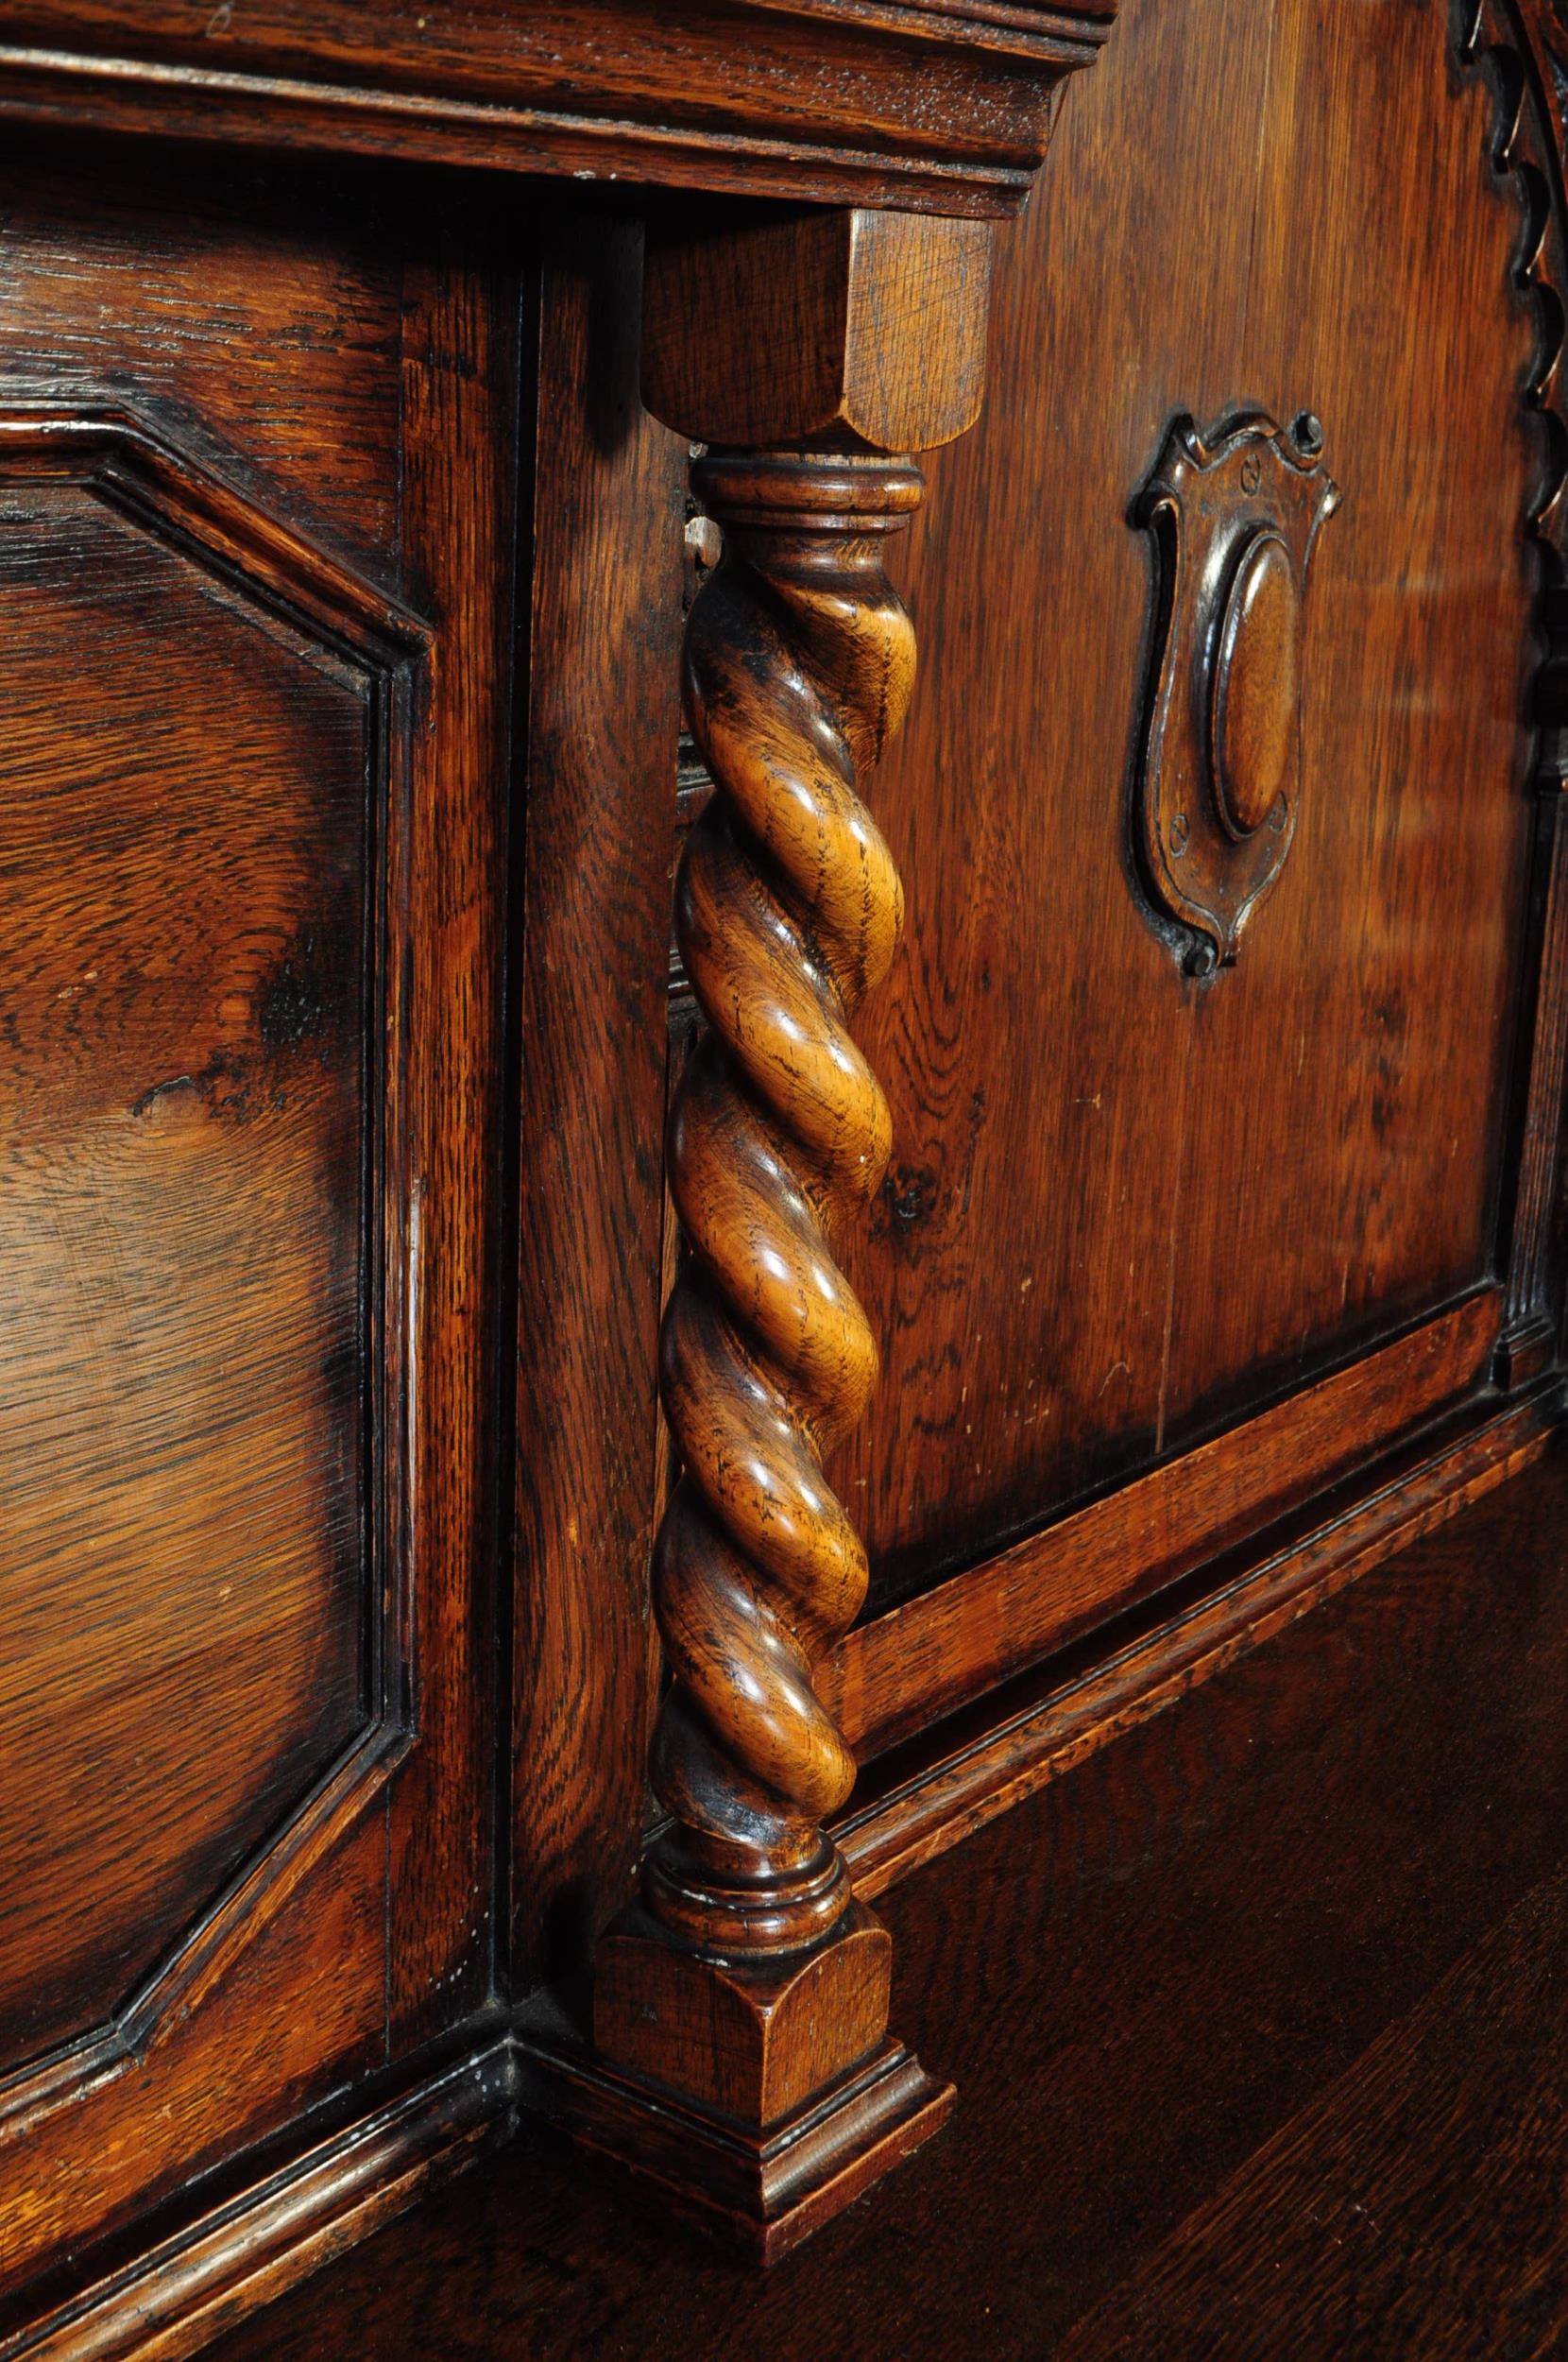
(0, 419), (408, 2085)
(843, 0), (1541, 1611)
(0, 149), (517, 2355)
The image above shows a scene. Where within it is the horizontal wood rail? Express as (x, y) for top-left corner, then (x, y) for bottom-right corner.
(827, 1289), (1503, 1760)
(838, 1381), (1561, 1897)
(0, 2), (1118, 217)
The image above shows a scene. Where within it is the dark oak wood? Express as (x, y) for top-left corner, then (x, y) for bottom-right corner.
(1051, 1859), (1568, 2359)
(508, 214), (686, 2005)
(1489, 0), (1568, 1387)
(552, 0), (1568, 2273)
(838, 1381), (1559, 1895)
(1130, 409), (1339, 973)
(9, 2044), (516, 2362)
(7, 0), (1568, 2339)
(818, 0), (1545, 1639)
(0, 408), (387, 2082)
(642, 208), (993, 453)
(0, 0), (1118, 218)
(827, 1288), (1502, 1757)
(573, 209), (1002, 2258)
(0, 151), (519, 2352)
(195, 1439), (1568, 2362)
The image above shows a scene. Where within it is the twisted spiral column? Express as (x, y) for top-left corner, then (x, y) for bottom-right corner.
(644, 448), (923, 1960)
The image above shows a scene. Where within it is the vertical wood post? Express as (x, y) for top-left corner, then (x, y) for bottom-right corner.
(573, 205), (995, 2259)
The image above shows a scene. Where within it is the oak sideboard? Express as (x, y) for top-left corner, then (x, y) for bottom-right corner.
(0, 2), (1563, 2354)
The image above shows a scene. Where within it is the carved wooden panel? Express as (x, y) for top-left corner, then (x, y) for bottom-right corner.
(839, 0), (1539, 1612)
(1131, 409), (1339, 971)
(0, 413), (418, 2090)
(0, 152), (517, 2338)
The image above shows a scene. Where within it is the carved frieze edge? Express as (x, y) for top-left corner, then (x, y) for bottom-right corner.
(1460, 1), (1568, 573)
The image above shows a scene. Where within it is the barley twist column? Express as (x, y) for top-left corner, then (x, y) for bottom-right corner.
(588, 205), (995, 2261)
(646, 445), (921, 1958)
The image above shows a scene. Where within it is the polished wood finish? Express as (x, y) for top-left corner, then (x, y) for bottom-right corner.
(838, 1382), (1559, 1897)
(0, 405), (395, 2084)
(0, 0), (1118, 217)
(5, 0), (1568, 2339)
(9, 2045), (516, 2362)
(827, 1289), (1501, 1757)
(1487, 0), (1568, 1388)
(629, 445), (927, 1957)
(577, 208), (1001, 2255)
(550, 1910), (954, 2263)
(832, 0), (1542, 1630)
(509, 215), (686, 2004)
(642, 209), (993, 454)
(198, 1440), (1568, 2362)
(1052, 1864), (1568, 2359)
(0, 152), (519, 2353)
(1132, 410), (1339, 972)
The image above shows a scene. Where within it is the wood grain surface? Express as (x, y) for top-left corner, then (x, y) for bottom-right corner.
(631, 446), (928, 1959)
(510, 213), (686, 2001)
(0, 0), (1118, 217)
(4, 0), (1568, 2338)
(1053, 1859), (1568, 2359)
(1491, 0), (1568, 1388)
(837, 0), (1539, 1614)
(827, 1289), (1501, 1755)
(643, 209), (993, 454)
(838, 1384), (1559, 1896)
(200, 1439), (1568, 2362)
(0, 149), (519, 2335)
(0, 441), (374, 2080)
(382, 222), (518, 2053)
(579, 197), (997, 2249)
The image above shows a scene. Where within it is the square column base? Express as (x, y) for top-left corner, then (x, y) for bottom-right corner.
(524, 1901), (953, 2262)
(523, 2028), (953, 2264)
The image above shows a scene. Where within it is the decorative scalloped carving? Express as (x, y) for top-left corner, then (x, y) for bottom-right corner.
(1458, 4), (1568, 1379)
(1458, 0), (1568, 569)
